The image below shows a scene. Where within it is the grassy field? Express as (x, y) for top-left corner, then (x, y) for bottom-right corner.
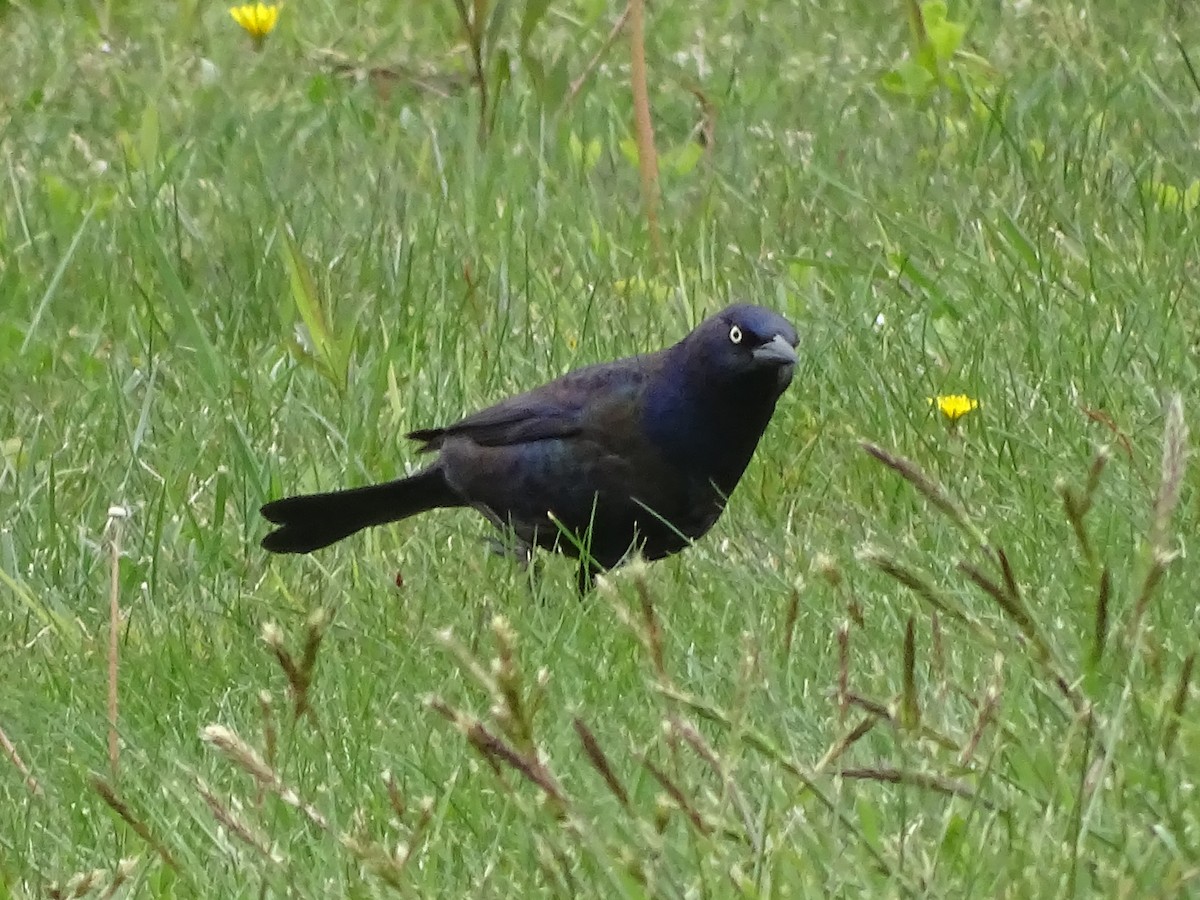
(3, 0), (1200, 895)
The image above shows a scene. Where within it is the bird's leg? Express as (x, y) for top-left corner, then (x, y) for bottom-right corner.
(484, 524), (553, 591)
(476, 504), (535, 567)
(486, 534), (533, 568)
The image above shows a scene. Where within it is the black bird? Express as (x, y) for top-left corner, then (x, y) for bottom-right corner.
(261, 304), (798, 591)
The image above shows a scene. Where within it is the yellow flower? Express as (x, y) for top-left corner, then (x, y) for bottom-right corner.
(230, 3), (281, 47)
(929, 394), (979, 423)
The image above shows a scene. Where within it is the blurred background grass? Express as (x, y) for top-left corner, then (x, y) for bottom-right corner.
(2, 0), (1199, 895)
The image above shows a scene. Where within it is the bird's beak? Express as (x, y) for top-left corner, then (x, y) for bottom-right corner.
(751, 333), (798, 367)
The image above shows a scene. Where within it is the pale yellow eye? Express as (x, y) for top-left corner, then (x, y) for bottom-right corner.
(729, 325), (743, 344)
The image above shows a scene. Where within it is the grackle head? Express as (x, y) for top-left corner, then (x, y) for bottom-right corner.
(692, 303), (799, 390)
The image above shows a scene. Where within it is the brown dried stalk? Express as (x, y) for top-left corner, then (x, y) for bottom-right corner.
(91, 776), (180, 872)
(628, 0), (662, 256)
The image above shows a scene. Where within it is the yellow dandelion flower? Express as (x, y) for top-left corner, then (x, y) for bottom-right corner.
(230, 3), (281, 48)
(929, 394), (979, 423)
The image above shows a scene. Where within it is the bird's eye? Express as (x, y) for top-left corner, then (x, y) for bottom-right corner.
(729, 325), (743, 345)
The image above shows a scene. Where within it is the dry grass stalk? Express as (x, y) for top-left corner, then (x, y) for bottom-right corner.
(859, 548), (969, 629)
(901, 617), (920, 731)
(688, 85), (717, 157)
(656, 689), (898, 881)
(312, 49), (469, 101)
(957, 553), (1086, 723)
(627, 0), (662, 255)
(860, 442), (986, 546)
(862, 464), (1096, 754)
(654, 683), (722, 719)
(960, 686), (1001, 766)
(449, 0), (491, 145)
(996, 549), (1024, 620)
(491, 616), (536, 752)
(383, 770), (407, 820)
(1091, 567), (1111, 666)
(642, 758), (710, 836)
(957, 558), (1038, 646)
(200, 724), (328, 830)
(297, 608), (330, 705)
(837, 767), (989, 807)
(340, 792), (437, 886)
(844, 691), (891, 722)
(427, 697), (568, 811)
(339, 834), (409, 890)
(730, 631), (760, 730)
(195, 776), (281, 864)
(91, 776), (180, 872)
(781, 585), (801, 665)
(836, 622), (850, 722)
(1080, 405), (1134, 459)
(532, 833), (577, 895)
(957, 551), (1097, 751)
(1127, 553), (1168, 646)
(670, 717), (758, 848)
(49, 857), (138, 900)
(0, 722), (41, 796)
(1059, 446), (1110, 565)
(566, 3), (633, 105)
(573, 718), (630, 808)
(635, 574), (668, 683)
(735, 726), (898, 880)
(98, 857), (138, 900)
(1150, 393), (1188, 555)
(1121, 396), (1189, 648)
(105, 506), (126, 781)
(438, 618), (550, 766)
(843, 692), (960, 753)
(400, 796), (437, 868)
(262, 608), (332, 722)
(434, 628), (501, 699)
(258, 691), (277, 767)
(49, 866), (104, 899)
(1162, 653), (1195, 759)
(1059, 479), (1094, 565)
(814, 715), (878, 773)
(256, 689), (277, 809)
(666, 718), (717, 779)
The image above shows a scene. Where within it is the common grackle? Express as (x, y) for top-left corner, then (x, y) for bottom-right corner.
(261, 304), (798, 591)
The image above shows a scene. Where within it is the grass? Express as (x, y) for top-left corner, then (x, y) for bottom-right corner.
(3, 0), (1199, 895)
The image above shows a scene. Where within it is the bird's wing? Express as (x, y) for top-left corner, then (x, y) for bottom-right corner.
(408, 355), (659, 452)
(408, 399), (581, 450)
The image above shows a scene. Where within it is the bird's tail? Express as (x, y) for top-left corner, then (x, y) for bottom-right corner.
(260, 467), (461, 554)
